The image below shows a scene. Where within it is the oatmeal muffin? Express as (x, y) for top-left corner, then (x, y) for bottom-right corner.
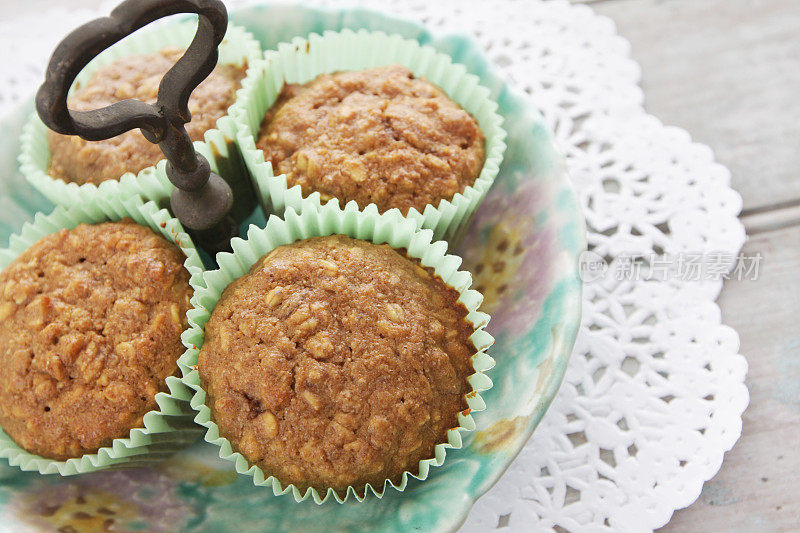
(198, 234), (475, 493)
(256, 64), (485, 215)
(0, 220), (192, 460)
(48, 47), (247, 185)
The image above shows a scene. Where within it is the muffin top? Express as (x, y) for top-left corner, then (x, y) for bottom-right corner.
(256, 64), (485, 215)
(0, 221), (192, 460)
(199, 235), (475, 493)
(48, 47), (247, 185)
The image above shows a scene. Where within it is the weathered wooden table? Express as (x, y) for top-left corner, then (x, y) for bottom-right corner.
(1, 0), (797, 530)
(576, 0), (800, 530)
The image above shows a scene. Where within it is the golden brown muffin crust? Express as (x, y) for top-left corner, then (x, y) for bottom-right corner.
(48, 47), (246, 185)
(199, 235), (475, 493)
(0, 221), (192, 460)
(256, 65), (485, 215)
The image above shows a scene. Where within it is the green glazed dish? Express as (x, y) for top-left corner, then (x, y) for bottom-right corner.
(0, 4), (584, 532)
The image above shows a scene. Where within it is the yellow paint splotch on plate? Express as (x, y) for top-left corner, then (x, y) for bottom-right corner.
(471, 220), (532, 315)
(473, 416), (530, 454)
(158, 456), (239, 487)
(22, 488), (140, 533)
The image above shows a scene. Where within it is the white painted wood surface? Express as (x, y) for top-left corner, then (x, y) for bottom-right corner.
(661, 225), (800, 532)
(1, 0), (798, 530)
(584, 0), (800, 530)
(591, 0), (800, 214)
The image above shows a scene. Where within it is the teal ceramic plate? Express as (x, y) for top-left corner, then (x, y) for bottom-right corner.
(0, 4), (584, 531)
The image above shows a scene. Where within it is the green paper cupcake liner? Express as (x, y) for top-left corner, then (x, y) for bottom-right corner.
(179, 201), (495, 504)
(18, 19), (262, 212)
(0, 195), (206, 475)
(231, 29), (507, 242)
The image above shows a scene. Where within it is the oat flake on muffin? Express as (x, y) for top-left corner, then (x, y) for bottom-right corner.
(198, 234), (475, 493)
(0, 220), (192, 460)
(256, 64), (485, 215)
(48, 47), (246, 185)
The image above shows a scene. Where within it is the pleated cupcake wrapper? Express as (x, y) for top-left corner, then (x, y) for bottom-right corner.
(0, 195), (206, 475)
(18, 19), (262, 212)
(179, 201), (496, 504)
(231, 29), (507, 243)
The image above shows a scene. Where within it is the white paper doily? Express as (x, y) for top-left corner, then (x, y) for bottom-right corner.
(0, 1), (749, 531)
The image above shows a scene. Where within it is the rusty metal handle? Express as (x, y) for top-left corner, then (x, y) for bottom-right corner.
(36, 0), (236, 253)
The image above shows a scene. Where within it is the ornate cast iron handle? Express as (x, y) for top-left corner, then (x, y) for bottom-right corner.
(36, 0), (237, 254)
